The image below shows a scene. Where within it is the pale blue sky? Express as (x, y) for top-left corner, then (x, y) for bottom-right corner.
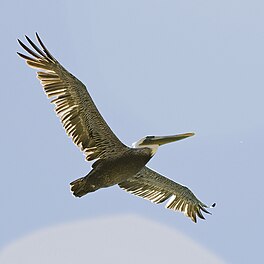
(1, 1), (264, 263)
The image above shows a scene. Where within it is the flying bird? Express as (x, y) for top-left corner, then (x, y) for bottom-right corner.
(17, 33), (215, 222)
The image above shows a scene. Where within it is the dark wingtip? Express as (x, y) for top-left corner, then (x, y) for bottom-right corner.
(35, 32), (40, 42)
(35, 32), (42, 44)
(34, 32), (54, 60)
(197, 209), (206, 220)
(35, 33), (41, 44)
(211, 203), (216, 208)
(24, 35), (30, 42)
(17, 38), (23, 45)
(201, 206), (211, 215)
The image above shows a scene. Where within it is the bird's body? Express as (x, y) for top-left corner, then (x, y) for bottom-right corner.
(71, 147), (153, 196)
(18, 33), (215, 222)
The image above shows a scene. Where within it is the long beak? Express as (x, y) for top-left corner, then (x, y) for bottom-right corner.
(147, 133), (195, 146)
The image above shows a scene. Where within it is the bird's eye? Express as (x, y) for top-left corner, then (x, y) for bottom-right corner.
(146, 136), (155, 139)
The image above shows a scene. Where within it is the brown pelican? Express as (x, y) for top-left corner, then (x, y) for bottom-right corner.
(17, 33), (215, 223)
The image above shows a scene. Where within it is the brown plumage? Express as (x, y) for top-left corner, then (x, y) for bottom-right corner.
(17, 33), (215, 222)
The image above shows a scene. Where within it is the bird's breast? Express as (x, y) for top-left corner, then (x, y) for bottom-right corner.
(89, 148), (152, 187)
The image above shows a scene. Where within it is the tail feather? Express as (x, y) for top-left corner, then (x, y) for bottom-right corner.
(70, 177), (96, 197)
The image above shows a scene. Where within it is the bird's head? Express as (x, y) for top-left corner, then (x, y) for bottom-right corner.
(132, 132), (195, 156)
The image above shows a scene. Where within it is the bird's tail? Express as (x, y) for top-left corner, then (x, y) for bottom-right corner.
(70, 177), (97, 197)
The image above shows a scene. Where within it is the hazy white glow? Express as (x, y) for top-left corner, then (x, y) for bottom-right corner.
(0, 215), (225, 264)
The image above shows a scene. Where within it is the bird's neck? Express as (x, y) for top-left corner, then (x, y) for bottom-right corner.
(136, 144), (158, 157)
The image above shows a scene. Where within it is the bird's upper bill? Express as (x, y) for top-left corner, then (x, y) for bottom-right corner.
(133, 133), (195, 148)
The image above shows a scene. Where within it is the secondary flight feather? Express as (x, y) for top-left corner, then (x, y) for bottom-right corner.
(18, 33), (215, 222)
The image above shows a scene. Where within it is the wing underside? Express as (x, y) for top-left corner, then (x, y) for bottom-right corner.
(17, 33), (126, 161)
(119, 166), (214, 222)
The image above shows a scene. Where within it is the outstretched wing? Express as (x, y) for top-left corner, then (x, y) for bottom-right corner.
(18, 33), (126, 161)
(119, 167), (215, 223)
